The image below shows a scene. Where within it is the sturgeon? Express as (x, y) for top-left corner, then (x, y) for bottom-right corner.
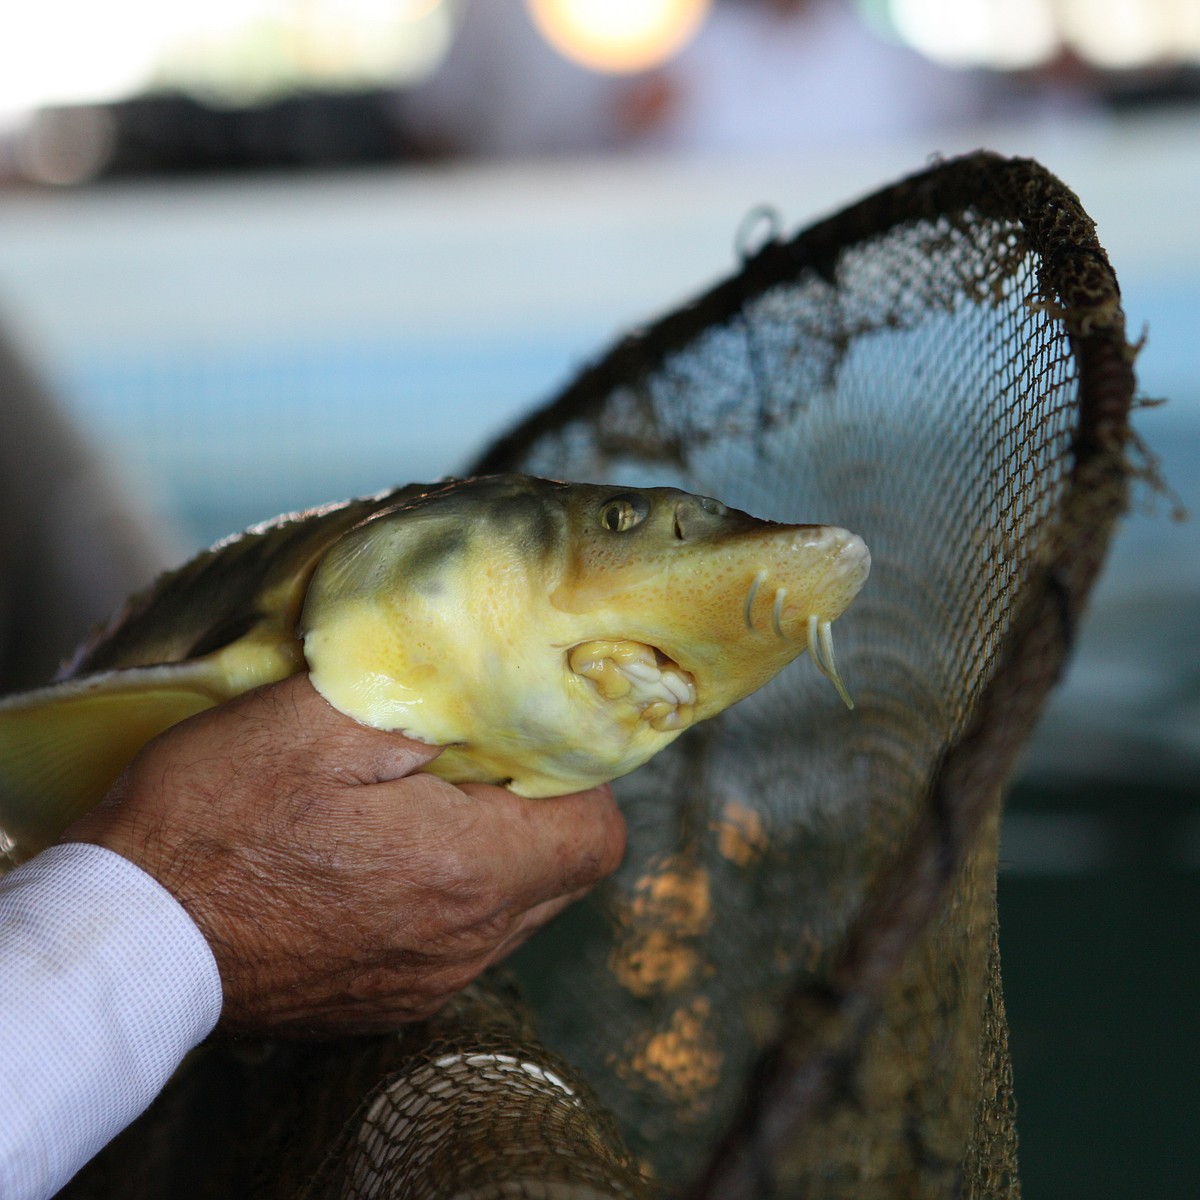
(0, 475), (869, 859)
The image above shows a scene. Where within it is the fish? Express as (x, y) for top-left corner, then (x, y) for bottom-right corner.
(0, 474), (870, 860)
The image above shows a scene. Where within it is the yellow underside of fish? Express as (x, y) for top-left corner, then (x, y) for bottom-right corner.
(304, 562), (703, 797)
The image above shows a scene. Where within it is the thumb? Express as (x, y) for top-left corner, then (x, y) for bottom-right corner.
(238, 673), (446, 784)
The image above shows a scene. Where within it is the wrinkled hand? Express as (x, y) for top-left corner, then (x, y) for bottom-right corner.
(64, 674), (626, 1036)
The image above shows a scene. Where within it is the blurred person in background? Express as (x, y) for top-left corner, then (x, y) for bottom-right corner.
(400, 0), (637, 156)
(635, 0), (999, 154)
(398, 0), (1001, 160)
(0, 325), (179, 695)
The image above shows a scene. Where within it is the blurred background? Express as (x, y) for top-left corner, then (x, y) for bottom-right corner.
(0, 1), (1196, 1194)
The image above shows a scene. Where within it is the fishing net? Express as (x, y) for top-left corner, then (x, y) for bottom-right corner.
(62, 151), (1136, 1198)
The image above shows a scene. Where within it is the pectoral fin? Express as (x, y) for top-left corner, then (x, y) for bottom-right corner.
(0, 666), (221, 862)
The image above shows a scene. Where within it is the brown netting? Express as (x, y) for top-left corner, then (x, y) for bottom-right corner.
(60, 151), (1136, 1199)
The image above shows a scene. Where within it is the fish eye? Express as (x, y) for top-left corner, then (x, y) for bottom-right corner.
(599, 493), (650, 532)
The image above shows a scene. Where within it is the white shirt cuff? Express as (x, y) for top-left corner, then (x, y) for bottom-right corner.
(0, 842), (223, 1200)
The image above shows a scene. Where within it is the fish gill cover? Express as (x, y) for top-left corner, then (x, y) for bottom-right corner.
(59, 152), (1136, 1200)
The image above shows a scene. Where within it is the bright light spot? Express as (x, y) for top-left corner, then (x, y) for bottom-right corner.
(157, 0), (457, 102)
(888, 0), (1200, 71)
(0, 2), (172, 113)
(989, 0), (1059, 68)
(1180, 0), (1200, 62)
(890, 0), (1058, 68)
(526, 0), (711, 74)
(1058, 0), (1186, 68)
(890, 0), (990, 66)
(0, 0), (456, 116)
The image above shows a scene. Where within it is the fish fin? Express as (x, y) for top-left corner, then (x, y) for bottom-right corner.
(0, 667), (221, 862)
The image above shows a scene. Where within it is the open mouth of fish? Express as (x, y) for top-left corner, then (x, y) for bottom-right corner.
(567, 602), (853, 733)
(568, 640), (698, 732)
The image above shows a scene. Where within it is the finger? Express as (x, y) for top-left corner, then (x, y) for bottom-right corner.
(457, 783), (627, 908)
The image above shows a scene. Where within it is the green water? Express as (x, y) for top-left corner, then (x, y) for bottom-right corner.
(1000, 779), (1200, 1198)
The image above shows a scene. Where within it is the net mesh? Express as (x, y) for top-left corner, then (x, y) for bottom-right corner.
(61, 152), (1136, 1199)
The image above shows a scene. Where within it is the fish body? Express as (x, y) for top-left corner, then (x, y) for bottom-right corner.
(0, 475), (869, 860)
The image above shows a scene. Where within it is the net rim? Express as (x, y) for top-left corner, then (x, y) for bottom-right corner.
(474, 151), (1134, 485)
(471, 151), (1138, 1197)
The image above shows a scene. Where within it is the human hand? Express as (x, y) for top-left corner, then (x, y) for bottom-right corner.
(64, 674), (626, 1036)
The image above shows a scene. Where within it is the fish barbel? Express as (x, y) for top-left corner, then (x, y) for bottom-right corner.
(0, 475), (869, 859)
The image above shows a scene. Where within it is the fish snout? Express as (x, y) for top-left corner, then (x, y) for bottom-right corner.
(828, 528), (871, 590)
(802, 526), (871, 623)
(756, 525), (868, 708)
(741, 526), (870, 640)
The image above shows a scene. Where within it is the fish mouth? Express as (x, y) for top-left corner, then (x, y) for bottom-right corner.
(567, 640), (698, 733)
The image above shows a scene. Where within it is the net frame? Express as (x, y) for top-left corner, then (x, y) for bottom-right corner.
(474, 150), (1136, 1198)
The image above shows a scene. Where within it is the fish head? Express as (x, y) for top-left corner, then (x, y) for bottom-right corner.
(300, 475), (869, 796)
(551, 483), (871, 723)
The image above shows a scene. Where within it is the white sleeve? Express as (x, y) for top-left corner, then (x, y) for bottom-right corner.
(0, 843), (223, 1200)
